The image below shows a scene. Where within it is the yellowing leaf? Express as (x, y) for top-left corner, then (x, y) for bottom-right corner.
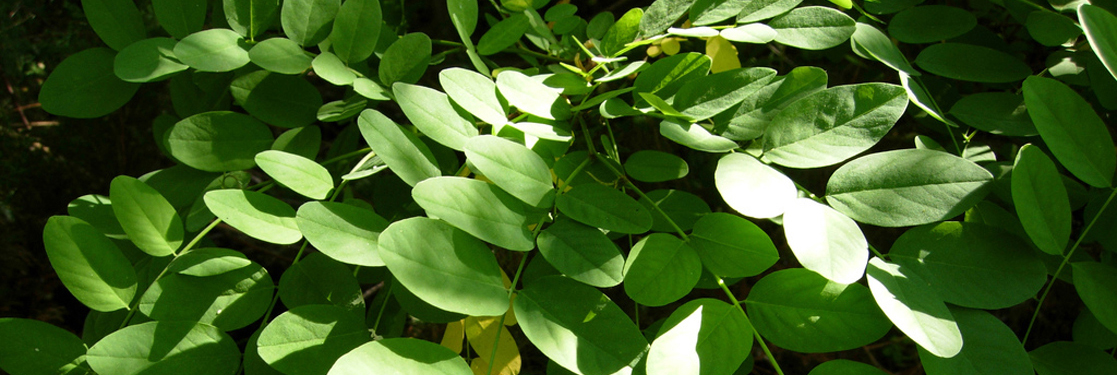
(662, 38), (681, 55)
(706, 36), (740, 73)
(465, 316), (521, 375)
(441, 320), (465, 354)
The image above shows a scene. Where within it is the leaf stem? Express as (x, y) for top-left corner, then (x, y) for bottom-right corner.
(596, 154), (691, 241)
(1023, 187), (1117, 344)
(717, 277), (785, 375)
(487, 253), (530, 375)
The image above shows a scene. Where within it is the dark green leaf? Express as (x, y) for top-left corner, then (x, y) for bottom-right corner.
(273, 125), (322, 159)
(1027, 11), (1081, 47)
(448, 0), (479, 39)
(379, 33), (431, 86)
(601, 8), (642, 56)
(279, 253), (365, 313)
(1072, 262), (1117, 335)
(230, 71), (322, 128)
(826, 149), (993, 227)
(1023, 76), (1115, 188)
(165, 111), (274, 172)
(412, 177), (534, 251)
(1013, 145), (1072, 255)
(328, 339), (472, 375)
(88, 322), (239, 375)
(282, 0), (341, 46)
(718, 66), (827, 141)
(888, 6), (976, 44)
(1030, 341), (1117, 375)
(39, 48), (140, 118)
(139, 260), (272, 330)
(648, 299), (752, 375)
(763, 83), (907, 168)
(714, 153), (796, 219)
(639, 189), (710, 232)
(109, 176), (183, 257)
(851, 23), (918, 75)
(633, 52), (711, 106)
(477, 14), (530, 55)
(918, 307), (1034, 375)
(174, 29), (251, 72)
(379, 217), (509, 316)
(297, 201), (389, 267)
(67, 194), (126, 239)
(356, 109), (441, 186)
(203, 189), (302, 245)
(153, 0), (205, 39)
(537, 218), (625, 288)
(514, 276), (648, 375)
(746, 268), (890, 353)
(113, 38), (188, 83)
(948, 92), (1038, 136)
(809, 360), (889, 375)
(866, 257), (962, 358)
(1080, 4), (1117, 81)
(690, 212), (779, 278)
(81, 0), (145, 50)
(0, 318), (88, 375)
(623, 233), (701, 306)
(673, 67), (777, 121)
(224, 0), (280, 39)
(328, 0), (381, 63)
(557, 184), (652, 234)
(915, 43), (1031, 83)
(624, 150), (688, 183)
(258, 305), (371, 375)
(769, 6), (856, 50)
(43, 216), (136, 312)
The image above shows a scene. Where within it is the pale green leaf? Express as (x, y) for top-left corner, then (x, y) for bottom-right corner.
(356, 109), (441, 186)
(257, 305), (371, 375)
(174, 29), (251, 72)
(282, 0), (341, 46)
(714, 153), (796, 219)
(439, 67), (508, 127)
(394, 82), (478, 151)
(165, 111), (274, 172)
(556, 183), (653, 234)
(379, 33), (431, 86)
(249, 38), (312, 75)
(783, 198), (868, 284)
(769, 6), (856, 50)
(328, 339), (472, 375)
(866, 257), (963, 358)
(139, 260), (272, 330)
(648, 299), (752, 375)
(255, 150), (334, 200)
(536, 218), (625, 288)
(465, 135), (553, 206)
(109, 176), (183, 256)
(496, 70), (572, 121)
(203, 189), (302, 245)
(412, 177), (534, 251)
(296, 201), (389, 267)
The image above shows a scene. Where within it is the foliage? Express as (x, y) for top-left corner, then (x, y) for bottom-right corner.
(4, 0), (1117, 374)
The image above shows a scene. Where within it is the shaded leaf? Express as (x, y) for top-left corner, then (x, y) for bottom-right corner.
(204, 189), (302, 245)
(87, 321), (239, 375)
(1023, 76), (1115, 188)
(690, 212), (779, 278)
(412, 177), (534, 251)
(39, 48), (140, 118)
(1012, 144), (1072, 255)
(109, 176), (183, 257)
(258, 305), (371, 375)
(623, 233), (702, 306)
(165, 111), (274, 172)
(296, 201), (389, 267)
(43, 216), (136, 312)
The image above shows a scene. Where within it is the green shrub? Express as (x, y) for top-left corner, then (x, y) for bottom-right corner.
(3, 0), (1117, 374)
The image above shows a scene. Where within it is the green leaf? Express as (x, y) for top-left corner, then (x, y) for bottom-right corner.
(279, 253), (365, 313)
(1030, 341), (1117, 375)
(718, 66), (827, 141)
(312, 52), (356, 85)
(394, 83), (478, 151)
(0, 318), (88, 375)
(440, 68), (508, 127)
(783, 198), (868, 284)
(139, 260), (273, 330)
(249, 38), (312, 75)
(601, 8), (642, 56)
(109, 176), (183, 257)
(639, 189), (710, 232)
(379, 33), (431, 86)
(918, 307), (1034, 375)
(204, 189), (302, 245)
(647, 299), (753, 375)
(296, 201), (389, 267)
(738, 0), (804, 23)
(720, 23), (777, 43)
(230, 71), (323, 128)
(43, 216), (136, 312)
(390, 278), (467, 324)
(81, 0), (145, 50)
(328, 0), (381, 63)
(356, 109), (441, 187)
(690, 0), (750, 25)
(914, 43), (1032, 83)
(1023, 76), (1115, 188)
(167, 248), (252, 276)
(769, 6), (856, 50)
(113, 38), (188, 83)
(556, 184), (653, 234)
(67, 194), (126, 239)
(88, 321), (239, 375)
(1080, 4), (1117, 82)
(808, 360), (889, 375)
(514, 276), (648, 375)
(328, 339), (472, 375)
(746, 268), (891, 353)
(866, 257), (963, 358)
(1012, 145), (1072, 255)
(39, 48), (140, 118)
(851, 23), (918, 75)
(465, 135), (553, 206)
(763, 83), (908, 168)
(948, 92), (1038, 136)
(273, 125), (322, 159)
(258, 305), (371, 375)
(165, 111), (274, 172)
(153, 0), (205, 40)
(536, 217), (625, 288)
(633, 52), (711, 106)
(496, 70), (572, 121)
(245, 330), (284, 375)
(659, 119), (738, 153)
(282, 0), (341, 46)
(825, 149), (993, 227)
(140, 165), (221, 210)
(255, 150), (334, 200)
(623, 233), (701, 306)
(1073, 309), (1117, 350)
(477, 14), (530, 55)
(673, 67), (777, 121)
(448, 0), (479, 39)
(174, 29), (251, 72)
(889, 222), (1047, 309)
(690, 212), (779, 278)
(714, 153), (796, 219)
(412, 177), (534, 251)
(1072, 262), (1117, 335)
(887, 6), (976, 44)
(638, 0), (696, 38)
(379, 217), (509, 316)
(624, 150), (688, 183)
(318, 96), (367, 122)
(1026, 11), (1081, 47)
(224, 0), (280, 39)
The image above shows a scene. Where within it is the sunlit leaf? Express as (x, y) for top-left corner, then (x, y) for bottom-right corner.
(356, 109), (441, 187)
(328, 339), (472, 375)
(866, 257), (963, 358)
(783, 198), (867, 284)
(769, 6), (856, 50)
(109, 176), (183, 257)
(258, 305), (371, 375)
(556, 184), (652, 234)
(43, 216), (136, 312)
(249, 38), (312, 75)
(204, 189), (302, 245)
(87, 321), (239, 375)
(297, 201), (388, 267)
(648, 299), (752, 375)
(139, 259), (272, 330)
(714, 153), (796, 219)
(394, 82), (478, 151)
(174, 29), (251, 72)
(413, 177), (534, 251)
(114, 38), (188, 83)
(465, 135), (553, 206)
